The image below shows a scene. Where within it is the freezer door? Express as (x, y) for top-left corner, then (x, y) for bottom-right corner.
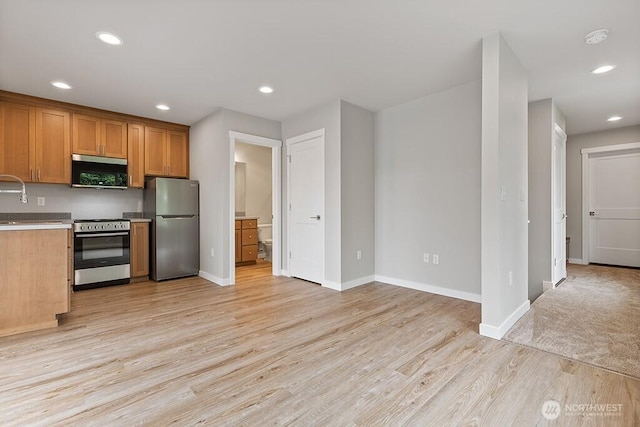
(156, 178), (199, 216)
(154, 215), (199, 280)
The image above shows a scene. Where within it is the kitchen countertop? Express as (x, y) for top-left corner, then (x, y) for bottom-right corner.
(128, 218), (152, 223)
(0, 222), (72, 231)
(235, 216), (259, 220)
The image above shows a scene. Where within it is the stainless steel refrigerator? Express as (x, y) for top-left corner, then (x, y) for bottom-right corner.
(144, 178), (199, 281)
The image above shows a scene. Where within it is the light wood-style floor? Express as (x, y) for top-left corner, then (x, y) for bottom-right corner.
(1, 273), (638, 426)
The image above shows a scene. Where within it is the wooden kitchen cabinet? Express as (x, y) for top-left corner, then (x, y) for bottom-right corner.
(0, 228), (71, 337)
(72, 114), (127, 158)
(0, 102), (35, 181)
(35, 108), (71, 184)
(236, 218), (258, 266)
(1, 104), (70, 184)
(144, 127), (188, 178)
(130, 222), (149, 279)
(127, 124), (145, 188)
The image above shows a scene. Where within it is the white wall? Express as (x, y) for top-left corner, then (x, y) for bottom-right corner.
(374, 81), (482, 300)
(281, 100), (342, 284)
(234, 142), (272, 225)
(480, 32), (529, 339)
(0, 182), (142, 218)
(190, 108), (280, 284)
(340, 101), (375, 284)
(566, 125), (640, 260)
(527, 99), (566, 301)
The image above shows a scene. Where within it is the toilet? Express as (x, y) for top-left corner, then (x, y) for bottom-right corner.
(257, 224), (273, 262)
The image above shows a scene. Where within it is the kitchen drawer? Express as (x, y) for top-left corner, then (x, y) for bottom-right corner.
(235, 220), (241, 230)
(241, 219), (256, 229)
(242, 229), (258, 245)
(242, 245), (258, 261)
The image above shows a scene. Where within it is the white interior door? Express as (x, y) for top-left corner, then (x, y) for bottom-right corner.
(588, 152), (640, 267)
(288, 134), (324, 284)
(552, 126), (567, 284)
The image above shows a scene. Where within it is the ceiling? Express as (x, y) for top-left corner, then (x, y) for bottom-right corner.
(1, 0), (638, 135)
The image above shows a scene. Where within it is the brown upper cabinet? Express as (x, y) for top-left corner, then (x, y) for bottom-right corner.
(0, 102), (70, 184)
(72, 114), (127, 159)
(144, 127), (188, 178)
(127, 124), (145, 188)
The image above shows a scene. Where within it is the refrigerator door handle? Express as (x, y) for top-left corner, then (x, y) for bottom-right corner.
(159, 215), (196, 219)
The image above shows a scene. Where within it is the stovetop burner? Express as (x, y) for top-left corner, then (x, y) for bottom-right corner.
(74, 218), (130, 223)
(73, 218), (130, 232)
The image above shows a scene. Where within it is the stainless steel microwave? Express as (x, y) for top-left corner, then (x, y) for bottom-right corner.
(72, 154), (128, 189)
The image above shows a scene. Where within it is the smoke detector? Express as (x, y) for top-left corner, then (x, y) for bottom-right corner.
(584, 29), (609, 44)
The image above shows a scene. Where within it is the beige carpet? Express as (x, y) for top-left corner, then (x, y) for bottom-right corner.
(504, 264), (640, 379)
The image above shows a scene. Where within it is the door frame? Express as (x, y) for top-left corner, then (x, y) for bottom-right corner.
(551, 124), (567, 285)
(581, 141), (640, 264)
(285, 128), (325, 283)
(229, 131), (282, 285)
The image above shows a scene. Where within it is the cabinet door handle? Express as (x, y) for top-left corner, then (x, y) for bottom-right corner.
(37, 169), (41, 181)
(129, 175), (132, 186)
(30, 168), (34, 181)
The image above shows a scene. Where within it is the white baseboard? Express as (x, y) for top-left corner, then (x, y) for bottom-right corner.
(479, 299), (530, 340)
(199, 270), (231, 286)
(322, 280), (341, 291)
(341, 275), (375, 291)
(542, 280), (554, 292)
(568, 258), (587, 265)
(374, 275), (481, 303)
(280, 269), (290, 277)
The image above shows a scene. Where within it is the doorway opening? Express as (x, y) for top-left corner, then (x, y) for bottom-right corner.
(229, 131), (282, 285)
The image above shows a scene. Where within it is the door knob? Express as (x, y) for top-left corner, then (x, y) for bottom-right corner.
(309, 215), (321, 220)
(589, 211), (595, 216)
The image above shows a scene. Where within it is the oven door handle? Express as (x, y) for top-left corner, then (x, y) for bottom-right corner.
(76, 232), (129, 238)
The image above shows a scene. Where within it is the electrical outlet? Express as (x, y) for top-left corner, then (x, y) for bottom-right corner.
(423, 253), (429, 263)
(37, 197), (45, 206)
(210, 248), (215, 257)
(508, 271), (513, 286)
(433, 254), (439, 265)
(356, 250), (362, 260)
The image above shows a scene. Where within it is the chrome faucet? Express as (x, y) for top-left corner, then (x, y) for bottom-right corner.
(0, 174), (28, 203)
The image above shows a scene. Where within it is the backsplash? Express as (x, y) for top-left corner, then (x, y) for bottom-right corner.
(0, 183), (143, 219)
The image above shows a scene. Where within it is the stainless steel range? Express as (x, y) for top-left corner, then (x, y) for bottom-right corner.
(73, 219), (131, 290)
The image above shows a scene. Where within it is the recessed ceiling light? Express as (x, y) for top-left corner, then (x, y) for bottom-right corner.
(51, 81), (72, 89)
(584, 29), (609, 44)
(156, 104), (170, 111)
(259, 86), (274, 94)
(591, 65), (616, 74)
(607, 116), (622, 122)
(96, 31), (123, 46)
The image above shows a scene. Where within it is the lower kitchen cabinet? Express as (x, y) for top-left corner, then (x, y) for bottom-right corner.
(0, 227), (71, 337)
(130, 221), (149, 279)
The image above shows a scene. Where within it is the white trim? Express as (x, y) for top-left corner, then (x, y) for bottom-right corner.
(286, 128), (325, 146)
(581, 142), (640, 155)
(542, 280), (554, 292)
(322, 281), (341, 291)
(229, 131), (282, 285)
(581, 141), (640, 265)
(374, 275), (481, 303)
(568, 258), (587, 265)
(321, 276), (375, 292)
(340, 275), (375, 291)
(285, 128), (326, 286)
(199, 270), (231, 286)
(281, 269), (290, 277)
(479, 299), (530, 340)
